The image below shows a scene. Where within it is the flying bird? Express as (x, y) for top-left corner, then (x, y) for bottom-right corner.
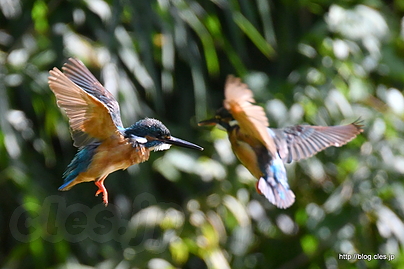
(199, 75), (363, 209)
(49, 58), (203, 205)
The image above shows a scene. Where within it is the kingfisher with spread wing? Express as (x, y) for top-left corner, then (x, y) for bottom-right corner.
(199, 76), (363, 209)
(49, 58), (203, 205)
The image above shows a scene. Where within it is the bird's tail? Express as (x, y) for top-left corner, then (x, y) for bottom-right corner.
(59, 153), (84, 191)
(59, 144), (98, 191)
(256, 157), (295, 209)
(59, 175), (78, 191)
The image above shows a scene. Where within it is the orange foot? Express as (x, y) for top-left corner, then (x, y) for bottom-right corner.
(95, 180), (109, 206)
(255, 180), (263, 195)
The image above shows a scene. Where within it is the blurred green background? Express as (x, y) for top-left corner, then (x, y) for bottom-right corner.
(1, 0), (404, 268)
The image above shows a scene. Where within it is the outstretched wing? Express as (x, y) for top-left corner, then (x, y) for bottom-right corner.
(48, 58), (124, 148)
(269, 121), (363, 163)
(62, 58), (123, 129)
(224, 75), (277, 155)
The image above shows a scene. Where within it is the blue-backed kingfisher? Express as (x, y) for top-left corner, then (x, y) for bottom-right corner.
(199, 75), (363, 209)
(49, 58), (203, 205)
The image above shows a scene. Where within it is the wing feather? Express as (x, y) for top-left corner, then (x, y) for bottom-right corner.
(61, 58), (124, 129)
(49, 63), (123, 148)
(269, 121), (363, 163)
(224, 75), (276, 154)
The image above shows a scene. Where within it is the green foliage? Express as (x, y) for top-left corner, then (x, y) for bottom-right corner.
(1, 0), (404, 268)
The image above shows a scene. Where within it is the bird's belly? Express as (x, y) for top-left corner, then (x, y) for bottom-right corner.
(231, 139), (263, 179)
(80, 138), (150, 179)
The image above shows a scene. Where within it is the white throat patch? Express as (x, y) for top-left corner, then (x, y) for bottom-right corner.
(217, 120), (238, 131)
(152, 143), (172, 152)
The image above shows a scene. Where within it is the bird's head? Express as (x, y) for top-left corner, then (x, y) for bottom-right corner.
(198, 107), (237, 131)
(125, 118), (203, 151)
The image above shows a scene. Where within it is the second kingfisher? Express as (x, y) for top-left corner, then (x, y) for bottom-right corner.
(199, 76), (363, 209)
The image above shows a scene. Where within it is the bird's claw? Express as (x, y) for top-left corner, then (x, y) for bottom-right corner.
(255, 181), (262, 195)
(95, 181), (109, 206)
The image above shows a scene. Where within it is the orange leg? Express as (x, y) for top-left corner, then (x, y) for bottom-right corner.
(95, 175), (108, 206)
(255, 180), (263, 195)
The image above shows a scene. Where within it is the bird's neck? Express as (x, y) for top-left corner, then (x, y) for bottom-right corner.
(219, 120), (238, 132)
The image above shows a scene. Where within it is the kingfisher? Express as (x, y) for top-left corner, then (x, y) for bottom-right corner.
(49, 58), (203, 205)
(199, 75), (363, 209)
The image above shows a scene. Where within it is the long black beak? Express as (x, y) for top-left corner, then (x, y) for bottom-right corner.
(162, 136), (204, 151)
(198, 118), (218, 126)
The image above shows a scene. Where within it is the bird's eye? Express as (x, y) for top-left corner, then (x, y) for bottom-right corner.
(160, 135), (170, 140)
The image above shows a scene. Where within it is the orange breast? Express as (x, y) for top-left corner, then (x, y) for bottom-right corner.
(75, 136), (150, 183)
(229, 128), (264, 179)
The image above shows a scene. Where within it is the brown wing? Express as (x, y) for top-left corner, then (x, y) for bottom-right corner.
(269, 121), (363, 163)
(48, 60), (123, 148)
(62, 58), (123, 129)
(224, 75), (277, 154)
